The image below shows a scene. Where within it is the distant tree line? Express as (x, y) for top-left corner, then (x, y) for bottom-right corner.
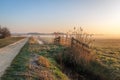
(0, 25), (11, 39)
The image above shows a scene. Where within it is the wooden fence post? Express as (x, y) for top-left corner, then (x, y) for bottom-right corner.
(71, 37), (74, 47)
(58, 36), (60, 45)
(54, 36), (61, 45)
(54, 36), (91, 54)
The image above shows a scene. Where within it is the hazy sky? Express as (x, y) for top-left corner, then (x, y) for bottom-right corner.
(0, 0), (120, 34)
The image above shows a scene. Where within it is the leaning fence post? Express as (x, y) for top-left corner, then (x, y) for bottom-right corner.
(71, 37), (74, 47)
(58, 36), (60, 45)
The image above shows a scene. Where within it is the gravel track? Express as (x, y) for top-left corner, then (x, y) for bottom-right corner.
(0, 38), (28, 78)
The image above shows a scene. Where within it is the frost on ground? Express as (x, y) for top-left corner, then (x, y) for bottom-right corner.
(0, 38), (28, 78)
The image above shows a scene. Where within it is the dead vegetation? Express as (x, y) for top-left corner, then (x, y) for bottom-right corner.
(54, 27), (113, 80)
(29, 37), (38, 44)
(55, 27), (95, 64)
(25, 54), (55, 80)
(37, 56), (50, 68)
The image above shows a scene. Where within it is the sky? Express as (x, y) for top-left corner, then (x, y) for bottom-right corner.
(0, 0), (120, 34)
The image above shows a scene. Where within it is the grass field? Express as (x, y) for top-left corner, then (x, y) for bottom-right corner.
(93, 39), (120, 79)
(1, 37), (120, 80)
(1, 37), (69, 80)
(53, 36), (120, 80)
(0, 37), (24, 48)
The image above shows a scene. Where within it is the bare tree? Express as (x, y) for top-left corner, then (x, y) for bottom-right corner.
(0, 25), (11, 39)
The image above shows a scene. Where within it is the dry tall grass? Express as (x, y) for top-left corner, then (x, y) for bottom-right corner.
(64, 27), (94, 47)
(54, 27), (111, 80)
(55, 27), (95, 64)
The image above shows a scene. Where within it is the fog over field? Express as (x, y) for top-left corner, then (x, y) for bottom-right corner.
(94, 34), (120, 39)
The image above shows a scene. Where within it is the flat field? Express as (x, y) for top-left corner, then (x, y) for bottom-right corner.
(93, 39), (120, 79)
(0, 37), (24, 48)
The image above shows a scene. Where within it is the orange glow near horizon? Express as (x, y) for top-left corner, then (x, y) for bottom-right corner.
(0, 0), (120, 36)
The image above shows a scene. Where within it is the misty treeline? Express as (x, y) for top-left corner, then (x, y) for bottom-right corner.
(0, 25), (11, 39)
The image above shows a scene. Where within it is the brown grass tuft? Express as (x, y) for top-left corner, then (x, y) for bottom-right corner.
(29, 37), (37, 44)
(37, 56), (50, 68)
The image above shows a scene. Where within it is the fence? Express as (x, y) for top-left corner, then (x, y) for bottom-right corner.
(54, 36), (60, 45)
(54, 36), (91, 54)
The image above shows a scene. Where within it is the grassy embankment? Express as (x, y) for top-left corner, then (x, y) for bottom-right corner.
(0, 37), (24, 48)
(1, 37), (69, 80)
(52, 28), (120, 80)
(55, 39), (120, 80)
(2, 37), (119, 80)
(55, 47), (111, 80)
(52, 37), (119, 80)
(34, 39), (112, 80)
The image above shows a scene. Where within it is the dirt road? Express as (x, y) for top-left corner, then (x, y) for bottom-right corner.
(0, 38), (28, 78)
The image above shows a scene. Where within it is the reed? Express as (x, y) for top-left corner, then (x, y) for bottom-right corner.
(54, 27), (112, 80)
